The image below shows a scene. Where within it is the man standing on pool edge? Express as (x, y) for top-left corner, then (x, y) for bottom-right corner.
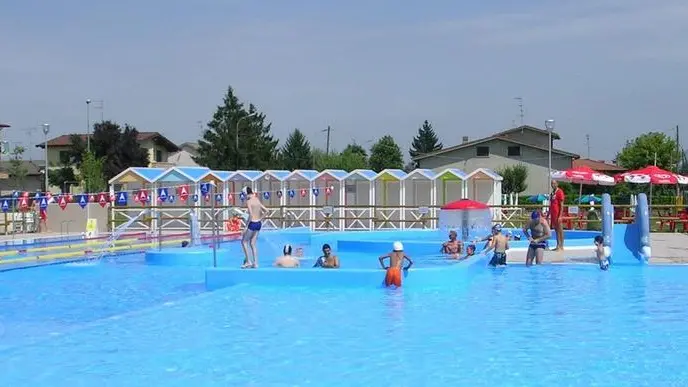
(241, 186), (268, 269)
(549, 180), (565, 251)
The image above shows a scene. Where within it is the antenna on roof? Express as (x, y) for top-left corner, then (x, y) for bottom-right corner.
(514, 97), (524, 126)
(586, 134), (590, 159)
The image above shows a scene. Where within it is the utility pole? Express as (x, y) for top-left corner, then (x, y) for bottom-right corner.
(676, 125), (681, 172)
(323, 126), (332, 155)
(586, 134), (590, 159)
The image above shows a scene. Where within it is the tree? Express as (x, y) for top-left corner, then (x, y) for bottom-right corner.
(498, 164), (528, 194)
(616, 132), (680, 171)
(194, 86), (278, 170)
(280, 129), (313, 170)
(409, 120), (443, 167)
(7, 145), (28, 189)
(368, 135), (404, 172)
(48, 166), (77, 193)
(67, 120), (149, 182)
(342, 143), (367, 159)
(80, 151), (106, 193)
(312, 148), (368, 171)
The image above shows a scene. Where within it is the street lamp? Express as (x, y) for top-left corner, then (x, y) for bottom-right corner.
(545, 119), (555, 192)
(86, 99), (91, 152)
(235, 112), (258, 170)
(42, 123), (50, 193)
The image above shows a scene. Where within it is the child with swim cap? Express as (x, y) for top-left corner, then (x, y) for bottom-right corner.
(378, 241), (413, 288)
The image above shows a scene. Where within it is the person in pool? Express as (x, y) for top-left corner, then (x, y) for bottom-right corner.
(594, 235), (609, 271)
(441, 230), (463, 259)
(313, 243), (340, 268)
(522, 210), (551, 266)
(484, 224), (509, 266)
(274, 244), (300, 268)
(241, 186), (268, 269)
(379, 241), (413, 288)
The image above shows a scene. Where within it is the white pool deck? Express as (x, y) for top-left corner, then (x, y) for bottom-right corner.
(1, 232), (687, 264)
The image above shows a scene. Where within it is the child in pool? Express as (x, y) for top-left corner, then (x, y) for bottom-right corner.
(379, 241), (413, 288)
(594, 235), (609, 271)
(485, 225), (509, 266)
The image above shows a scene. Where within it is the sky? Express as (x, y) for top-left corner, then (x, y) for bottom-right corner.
(1, 0), (687, 163)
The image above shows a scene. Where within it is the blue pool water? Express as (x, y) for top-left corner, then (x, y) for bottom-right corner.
(2, 250), (688, 386)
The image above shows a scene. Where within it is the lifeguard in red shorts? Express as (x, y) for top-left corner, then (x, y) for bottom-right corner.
(379, 242), (413, 288)
(549, 180), (566, 251)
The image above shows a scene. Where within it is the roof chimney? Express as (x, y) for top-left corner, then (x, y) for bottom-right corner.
(462, 136), (469, 144)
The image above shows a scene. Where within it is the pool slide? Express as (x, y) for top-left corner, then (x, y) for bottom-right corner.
(601, 193), (650, 266)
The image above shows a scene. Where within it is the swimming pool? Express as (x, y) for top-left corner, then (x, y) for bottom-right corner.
(2, 248), (688, 386)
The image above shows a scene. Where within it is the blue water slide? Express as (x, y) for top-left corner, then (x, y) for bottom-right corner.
(603, 193), (650, 265)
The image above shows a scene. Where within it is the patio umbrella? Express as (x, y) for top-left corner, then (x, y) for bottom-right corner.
(614, 165), (688, 204)
(527, 194), (548, 203)
(579, 194), (602, 204)
(551, 166), (615, 204)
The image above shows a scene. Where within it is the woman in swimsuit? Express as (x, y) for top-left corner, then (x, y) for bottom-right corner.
(522, 211), (551, 266)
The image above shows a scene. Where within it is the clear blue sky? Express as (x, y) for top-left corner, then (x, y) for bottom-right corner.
(1, 0), (686, 162)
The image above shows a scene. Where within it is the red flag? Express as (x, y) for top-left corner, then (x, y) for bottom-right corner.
(58, 196), (68, 210)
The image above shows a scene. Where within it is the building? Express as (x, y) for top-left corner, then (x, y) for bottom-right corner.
(414, 125), (580, 195)
(36, 131), (179, 192)
(573, 158), (626, 174)
(151, 141), (200, 168)
(0, 160), (46, 195)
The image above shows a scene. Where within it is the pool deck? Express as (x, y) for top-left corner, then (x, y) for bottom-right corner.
(505, 233), (688, 265)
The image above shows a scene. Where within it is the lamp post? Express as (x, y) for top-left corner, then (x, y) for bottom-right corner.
(42, 124), (50, 193)
(235, 112), (258, 170)
(86, 99), (91, 152)
(545, 119), (555, 193)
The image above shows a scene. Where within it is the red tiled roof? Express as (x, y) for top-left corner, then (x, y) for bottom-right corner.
(37, 131), (179, 152)
(573, 158), (626, 172)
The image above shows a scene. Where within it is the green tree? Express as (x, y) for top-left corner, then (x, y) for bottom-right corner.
(342, 143), (367, 159)
(616, 132), (679, 171)
(497, 164), (528, 194)
(312, 149), (367, 171)
(7, 145), (28, 189)
(368, 135), (404, 172)
(48, 166), (77, 193)
(194, 86), (278, 170)
(409, 120), (443, 167)
(67, 120), (149, 182)
(79, 151), (106, 193)
(280, 129), (313, 170)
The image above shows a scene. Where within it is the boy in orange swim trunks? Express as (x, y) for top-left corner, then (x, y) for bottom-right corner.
(378, 241), (413, 288)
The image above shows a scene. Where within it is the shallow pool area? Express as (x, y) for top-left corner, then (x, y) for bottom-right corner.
(1, 227), (685, 386)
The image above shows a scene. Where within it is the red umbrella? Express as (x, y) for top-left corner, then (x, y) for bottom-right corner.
(615, 165), (688, 205)
(551, 166), (615, 185)
(615, 165), (688, 185)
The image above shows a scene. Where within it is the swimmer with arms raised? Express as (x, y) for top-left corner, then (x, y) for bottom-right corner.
(274, 244), (300, 268)
(241, 186), (268, 269)
(379, 241), (413, 288)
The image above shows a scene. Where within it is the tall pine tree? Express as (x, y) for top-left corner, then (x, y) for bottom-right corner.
(409, 120), (443, 167)
(280, 129), (313, 170)
(194, 86), (279, 170)
(369, 135), (404, 172)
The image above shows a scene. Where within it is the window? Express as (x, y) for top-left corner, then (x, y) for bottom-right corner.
(507, 146), (521, 157)
(476, 146), (490, 157)
(59, 151), (70, 164)
(155, 149), (163, 162)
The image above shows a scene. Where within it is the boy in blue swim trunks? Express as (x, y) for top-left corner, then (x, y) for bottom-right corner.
(241, 186), (268, 269)
(522, 211), (551, 266)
